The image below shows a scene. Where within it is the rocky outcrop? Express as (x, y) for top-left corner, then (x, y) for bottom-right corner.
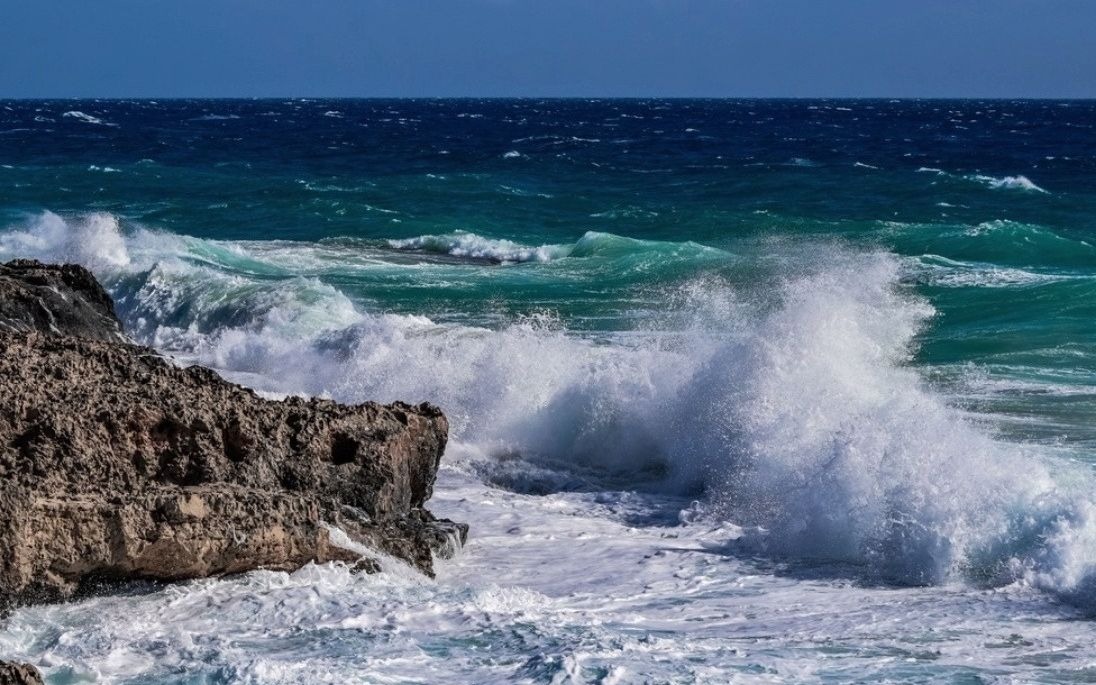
(0, 259), (125, 343)
(0, 661), (43, 685)
(0, 260), (466, 612)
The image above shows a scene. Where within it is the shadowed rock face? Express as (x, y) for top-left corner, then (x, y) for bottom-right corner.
(0, 661), (43, 685)
(0, 259), (125, 343)
(0, 260), (466, 612)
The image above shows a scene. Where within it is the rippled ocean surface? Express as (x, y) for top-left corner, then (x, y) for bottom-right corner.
(3, 99), (1096, 683)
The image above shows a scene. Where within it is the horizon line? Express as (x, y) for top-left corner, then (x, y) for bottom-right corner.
(3, 95), (1096, 102)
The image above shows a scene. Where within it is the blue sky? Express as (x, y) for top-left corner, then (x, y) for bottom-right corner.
(2, 0), (1094, 98)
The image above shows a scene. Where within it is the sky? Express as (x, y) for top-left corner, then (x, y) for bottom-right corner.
(2, 0), (1094, 98)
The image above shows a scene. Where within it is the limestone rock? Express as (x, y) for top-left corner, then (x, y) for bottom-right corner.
(0, 261), (466, 611)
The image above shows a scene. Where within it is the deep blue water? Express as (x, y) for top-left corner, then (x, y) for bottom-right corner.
(3, 99), (1095, 237)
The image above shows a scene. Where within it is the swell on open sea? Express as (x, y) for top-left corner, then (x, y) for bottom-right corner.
(3, 98), (1096, 683)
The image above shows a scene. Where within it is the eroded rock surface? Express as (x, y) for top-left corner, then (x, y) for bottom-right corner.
(0, 261), (466, 612)
(0, 259), (125, 342)
(0, 661), (43, 685)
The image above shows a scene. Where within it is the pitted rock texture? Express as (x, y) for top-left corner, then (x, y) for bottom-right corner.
(0, 261), (466, 611)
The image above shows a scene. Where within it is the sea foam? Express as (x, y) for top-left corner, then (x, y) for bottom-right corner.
(3, 211), (1096, 611)
(387, 231), (570, 263)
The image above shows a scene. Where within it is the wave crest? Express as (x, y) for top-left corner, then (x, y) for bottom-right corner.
(916, 167), (1048, 193)
(969, 174), (1048, 193)
(384, 229), (725, 267)
(62, 111), (117, 127)
(386, 231), (570, 264)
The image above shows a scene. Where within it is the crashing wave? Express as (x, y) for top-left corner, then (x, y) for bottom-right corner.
(3, 211), (1096, 612)
(0, 211), (130, 270)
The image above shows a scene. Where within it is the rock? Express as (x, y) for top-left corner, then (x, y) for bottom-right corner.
(0, 661), (43, 685)
(0, 259), (125, 342)
(0, 261), (467, 611)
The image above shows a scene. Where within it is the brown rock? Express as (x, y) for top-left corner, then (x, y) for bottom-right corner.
(0, 261), (467, 611)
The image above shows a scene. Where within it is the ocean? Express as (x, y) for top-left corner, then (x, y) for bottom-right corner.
(2, 98), (1096, 683)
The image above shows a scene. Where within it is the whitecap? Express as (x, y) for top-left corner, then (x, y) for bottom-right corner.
(62, 111), (117, 127)
(917, 167), (1048, 193)
(968, 174), (1048, 193)
(191, 114), (241, 121)
(496, 184), (553, 199)
(387, 231), (569, 263)
(910, 254), (1073, 288)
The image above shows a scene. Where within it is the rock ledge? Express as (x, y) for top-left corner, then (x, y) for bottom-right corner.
(0, 260), (466, 613)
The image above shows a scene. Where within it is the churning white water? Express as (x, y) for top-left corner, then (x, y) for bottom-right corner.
(3, 212), (1096, 683)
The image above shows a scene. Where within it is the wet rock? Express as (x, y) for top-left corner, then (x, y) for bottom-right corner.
(0, 261), (467, 611)
(0, 661), (43, 685)
(0, 259), (125, 342)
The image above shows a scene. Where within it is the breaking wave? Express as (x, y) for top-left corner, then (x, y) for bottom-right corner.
(61, 111), (117, 127)
(384, 229), (722, 266)
(3, 211), (1096, 611)
(915, 166), (1048, 193)
(968, 174), (1048, 193)
(387, 230), (570, 263)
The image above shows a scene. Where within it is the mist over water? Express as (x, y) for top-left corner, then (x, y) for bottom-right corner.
(3, 99), (1096, 682)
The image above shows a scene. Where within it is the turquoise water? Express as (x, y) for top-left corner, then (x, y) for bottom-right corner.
(3, 99), (1096, 683)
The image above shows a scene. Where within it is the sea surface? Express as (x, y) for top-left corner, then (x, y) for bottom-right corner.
(2, 99), (1096, 683)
